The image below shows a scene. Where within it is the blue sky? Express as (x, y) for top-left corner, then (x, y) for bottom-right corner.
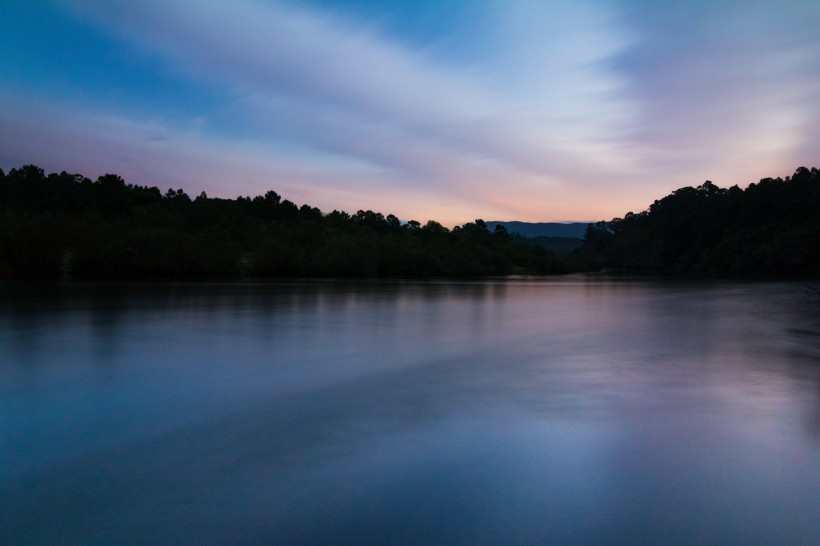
(1, 0), (818, 225)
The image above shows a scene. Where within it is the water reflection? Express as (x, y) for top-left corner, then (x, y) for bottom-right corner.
(0, 277), (819, 544)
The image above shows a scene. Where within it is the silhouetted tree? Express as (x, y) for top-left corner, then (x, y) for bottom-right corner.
(0, 165), (585, 279)
(578, 167), (820, 277)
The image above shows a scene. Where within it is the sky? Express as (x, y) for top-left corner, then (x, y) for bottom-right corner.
(1, 0), (819, 226)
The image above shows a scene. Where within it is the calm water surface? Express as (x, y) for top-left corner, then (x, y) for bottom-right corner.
(1, 276), (819, 544)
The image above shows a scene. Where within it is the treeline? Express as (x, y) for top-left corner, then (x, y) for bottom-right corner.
(580, 167), (820, 277)
(0, 165), (582, 279)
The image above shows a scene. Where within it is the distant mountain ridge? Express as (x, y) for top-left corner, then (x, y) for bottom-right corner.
(487, 221), (588, 239)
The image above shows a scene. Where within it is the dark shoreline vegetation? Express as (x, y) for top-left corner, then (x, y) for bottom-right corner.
(579, 166), (820, 278)
(0, 165), (817, 280)
(0, 165), (588, 279)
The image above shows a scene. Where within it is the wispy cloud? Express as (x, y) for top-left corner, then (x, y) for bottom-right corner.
(3, 0), (818, 223)
(41, 0), (637, 221)
(615, 1), (820, 183)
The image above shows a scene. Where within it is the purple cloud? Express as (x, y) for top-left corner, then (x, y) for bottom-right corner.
(4, 0), (817, 225)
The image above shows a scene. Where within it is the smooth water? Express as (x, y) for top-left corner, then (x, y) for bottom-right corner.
(1, 276), (819, 544)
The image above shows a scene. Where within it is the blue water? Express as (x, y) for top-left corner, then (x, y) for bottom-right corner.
(1, 277), (819, 544)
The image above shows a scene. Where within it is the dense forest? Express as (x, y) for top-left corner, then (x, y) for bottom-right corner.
(579, 167), (820, 278)
(0, 165), (582, 279)
(3, 164), (816, 280)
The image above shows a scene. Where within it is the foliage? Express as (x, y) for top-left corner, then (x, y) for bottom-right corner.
(0, 165), (584, 279)
(578, 168), (820, 278)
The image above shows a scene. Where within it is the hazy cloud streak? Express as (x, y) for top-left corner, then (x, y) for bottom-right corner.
(2, 0), (817, 223)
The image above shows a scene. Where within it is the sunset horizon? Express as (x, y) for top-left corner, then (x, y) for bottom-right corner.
(2, 1), (819, 226)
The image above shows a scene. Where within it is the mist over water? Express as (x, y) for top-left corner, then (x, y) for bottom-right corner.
(1, 277), (819, 544)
